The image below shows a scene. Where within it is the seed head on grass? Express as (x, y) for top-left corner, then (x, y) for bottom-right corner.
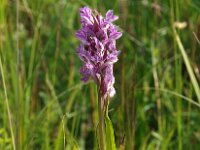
(76, 6), (122, 99)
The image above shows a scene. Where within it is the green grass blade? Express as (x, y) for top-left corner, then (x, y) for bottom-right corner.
(0, 51), (16, 150)
(174, 30), (200, 103)
(161, 128), (175, 150)
(104, 98), (116, 150)
(105, 114), (116, 150)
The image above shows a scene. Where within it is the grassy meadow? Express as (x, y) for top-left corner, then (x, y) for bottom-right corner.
(0, 0), (200, 149)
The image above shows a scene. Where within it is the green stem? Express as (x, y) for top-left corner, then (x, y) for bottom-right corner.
(98, 88), (106, 150)
(16, 0), (21, 149)
(0, 51), (16, 150)
(170, 0), (182, 149)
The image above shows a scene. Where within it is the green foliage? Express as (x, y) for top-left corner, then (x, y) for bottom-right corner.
(105, 100), (116, 150)
(0, 0), (200, 149)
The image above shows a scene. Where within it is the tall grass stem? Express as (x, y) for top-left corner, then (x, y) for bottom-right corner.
(0, 53), (16, 150)
(98, 88), (106, 150)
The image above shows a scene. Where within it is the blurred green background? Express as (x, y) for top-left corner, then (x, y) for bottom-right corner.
(0, 0), (200, 149)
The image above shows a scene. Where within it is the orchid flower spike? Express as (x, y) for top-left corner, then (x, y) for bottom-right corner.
(76, 6), (122, 99)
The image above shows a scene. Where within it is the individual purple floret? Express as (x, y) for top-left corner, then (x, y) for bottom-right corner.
(76, 6), (122, 99)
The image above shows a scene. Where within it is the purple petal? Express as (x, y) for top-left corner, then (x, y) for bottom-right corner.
(77, 44), (90, 62)
(106, 10), (119, 22)
(80, 7), (94, 26)
(100, 65), (116, 98)
(108, 41), (116, 51)
(109, 31), (122, 40)
(94, 37), (104, 52)
(109, 87), (116, 97)
(106, 52), (119, 63)
(80, 63), (93, 82)
(75, 30), (88, 44)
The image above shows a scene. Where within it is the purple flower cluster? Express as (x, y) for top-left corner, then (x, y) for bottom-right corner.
(76, 6), (122, 99)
